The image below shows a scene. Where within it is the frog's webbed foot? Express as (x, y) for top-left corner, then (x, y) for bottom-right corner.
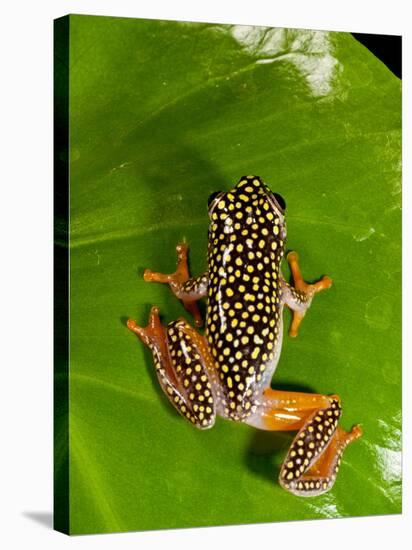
(245, 390), (362, 496)
(128, 307), (216, 429)
(143, 243), (206, 327)
(283, 251), (332, 337)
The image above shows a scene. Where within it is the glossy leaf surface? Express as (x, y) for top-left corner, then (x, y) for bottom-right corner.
(63, 15), (401, 534)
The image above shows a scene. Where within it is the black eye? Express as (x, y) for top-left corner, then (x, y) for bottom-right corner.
(273, 192), (286, 211)
(208, 191), (221, 207)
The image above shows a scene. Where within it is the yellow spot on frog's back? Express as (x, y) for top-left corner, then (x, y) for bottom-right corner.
(218, 200), (225, 209)
(239, 194), (249, 202)
(251, 347), (260, 359)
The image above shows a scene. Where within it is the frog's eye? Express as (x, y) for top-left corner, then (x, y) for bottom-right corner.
(208, 191), (221, 207)
(273, 193), (286, 212)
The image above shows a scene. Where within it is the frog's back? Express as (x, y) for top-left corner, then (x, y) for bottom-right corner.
(205, 176), (285, 420)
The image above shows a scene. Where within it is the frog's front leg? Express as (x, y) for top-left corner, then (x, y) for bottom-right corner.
(143, 243), (207, 327)
(282, 251), (333, 337)
(246, 390), (362, 496)
(127, 306), (215, 429)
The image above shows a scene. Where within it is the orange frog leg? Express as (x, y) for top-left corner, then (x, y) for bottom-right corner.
(127, 306), (216, 429)
(246, 389), (362, 496)
(282, 251), (333, 337)
(143, 242), (207, 327)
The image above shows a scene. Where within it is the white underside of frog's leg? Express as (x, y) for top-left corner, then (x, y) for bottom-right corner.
(170, 273), (209, 301)
(280, 276), (312, 314)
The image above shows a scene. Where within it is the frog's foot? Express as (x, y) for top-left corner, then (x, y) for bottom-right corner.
(284, 251), (332, 337)
(127, 306), (165, 348)
(246, 390), (362, 497)
(143, 243), (205, 327)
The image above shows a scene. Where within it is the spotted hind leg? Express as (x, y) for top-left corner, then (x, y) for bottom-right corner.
(128, 307), (216, 429)
(278, 399), (362, 496)
(246, 391), (362, 496)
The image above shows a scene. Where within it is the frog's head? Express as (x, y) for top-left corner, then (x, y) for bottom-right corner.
(207, 175), (286, 233)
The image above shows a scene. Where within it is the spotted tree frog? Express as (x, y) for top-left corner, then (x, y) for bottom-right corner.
(128, 175), (361, 496)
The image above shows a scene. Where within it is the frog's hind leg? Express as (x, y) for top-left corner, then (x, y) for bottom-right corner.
(278, 399), (362, 496)
(143, 243), (207, 327)
(282, 251), (332, 337)
(246, 391), (362, 496)
(127, 307), (215, 429)
(284, 424), (363, 497)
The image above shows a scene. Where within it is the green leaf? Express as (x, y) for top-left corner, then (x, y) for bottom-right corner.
(62, 15), (401, 534)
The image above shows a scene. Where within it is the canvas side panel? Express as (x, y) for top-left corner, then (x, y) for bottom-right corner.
(53, 14), (70, 536)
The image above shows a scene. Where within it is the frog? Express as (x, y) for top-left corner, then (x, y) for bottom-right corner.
(127, 175), (362, 497)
